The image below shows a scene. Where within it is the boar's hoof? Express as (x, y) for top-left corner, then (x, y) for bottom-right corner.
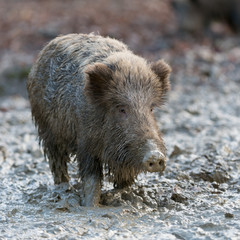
(143, 151), (166, 173)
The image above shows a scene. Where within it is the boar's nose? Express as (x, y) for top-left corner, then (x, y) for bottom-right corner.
(143, 140), (166, 173)
(143, 151), (166, 173)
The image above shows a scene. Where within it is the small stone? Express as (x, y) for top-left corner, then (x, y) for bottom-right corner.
(171, 193), (188, 203)
(55, 199), (70, 211)
(102, 213), (113, 219)
(225, 212), (234, 218)
(169, 145), (184, 158)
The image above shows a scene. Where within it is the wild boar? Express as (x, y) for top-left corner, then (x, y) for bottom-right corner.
(27, 33), (171, 206)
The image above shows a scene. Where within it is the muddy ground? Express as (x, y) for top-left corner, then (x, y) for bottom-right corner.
(0, 0), (240, 239)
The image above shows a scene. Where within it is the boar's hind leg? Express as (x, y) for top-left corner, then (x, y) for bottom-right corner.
(46, 143), (70, 184)
(78, 155), (102, 207)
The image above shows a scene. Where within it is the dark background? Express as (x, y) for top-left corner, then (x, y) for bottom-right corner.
(0, 0), (239, 97)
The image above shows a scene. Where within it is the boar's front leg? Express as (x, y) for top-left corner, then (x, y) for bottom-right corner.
(78, 153), (102, 207)
(81, 174), (101, 207)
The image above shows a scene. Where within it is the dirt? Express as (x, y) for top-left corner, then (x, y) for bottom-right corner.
(0, 0), (240, 239)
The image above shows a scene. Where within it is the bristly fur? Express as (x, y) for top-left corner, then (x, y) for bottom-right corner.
(27, 33), (171, 205)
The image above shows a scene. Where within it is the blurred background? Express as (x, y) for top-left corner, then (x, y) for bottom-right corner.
(0, 0), (240, 98)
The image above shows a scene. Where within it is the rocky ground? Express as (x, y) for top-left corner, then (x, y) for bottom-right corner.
(0, 0), (240, 239)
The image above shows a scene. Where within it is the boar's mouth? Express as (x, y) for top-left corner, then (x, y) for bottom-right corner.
(106, 142), (166, 173)
(103, 137), (166, 189)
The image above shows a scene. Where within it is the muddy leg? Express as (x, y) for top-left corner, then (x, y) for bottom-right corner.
(45, 143), (70, 184)
(78, 154), (102, 207)
(81, 175), (101, 207)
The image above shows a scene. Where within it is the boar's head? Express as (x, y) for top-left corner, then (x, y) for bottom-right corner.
(84, 54), (171, 188)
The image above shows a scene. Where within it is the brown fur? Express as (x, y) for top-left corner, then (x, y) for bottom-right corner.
(27, 33), (171, 206)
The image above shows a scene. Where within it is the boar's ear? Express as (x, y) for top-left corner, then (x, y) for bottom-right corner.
(151, 60), (171, 94)
(84, 63), (113, 105)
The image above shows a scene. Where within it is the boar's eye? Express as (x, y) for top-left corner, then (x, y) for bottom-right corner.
(120, 108), (126, 114)
(116, 105), (127, 117)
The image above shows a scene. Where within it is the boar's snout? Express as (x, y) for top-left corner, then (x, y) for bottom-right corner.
(143, 140), (166, 173)
(143, 151), (166, 172)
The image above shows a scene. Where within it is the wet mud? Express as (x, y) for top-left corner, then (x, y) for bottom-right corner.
(0, 41), (239, 239)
